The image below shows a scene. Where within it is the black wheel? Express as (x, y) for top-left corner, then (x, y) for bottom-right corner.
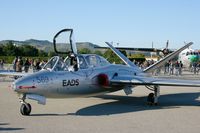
(27, 103), (31, 112)
(147, 93), (154, 104)
(20, 103), (31, 116)
(20, 104), (25, 115)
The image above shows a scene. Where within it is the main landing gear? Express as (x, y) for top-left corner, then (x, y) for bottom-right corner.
(19, 95), (32, 116)
(146, 85), (160, 105)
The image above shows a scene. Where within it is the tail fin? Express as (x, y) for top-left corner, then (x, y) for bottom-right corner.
(106, 42), (142, 72)
(143, 42), (193, 73)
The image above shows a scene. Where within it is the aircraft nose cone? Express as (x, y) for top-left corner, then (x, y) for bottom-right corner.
(12, 78), (37, 93)
(12, 80), (22, 92)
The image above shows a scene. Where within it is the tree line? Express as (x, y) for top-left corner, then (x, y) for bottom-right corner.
(0, 41), (103, 57)
(0, 41), (145, 64)
(0, 41), (48, 57)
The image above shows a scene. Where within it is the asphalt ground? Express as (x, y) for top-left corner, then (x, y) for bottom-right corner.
(0, 73), (200, 133)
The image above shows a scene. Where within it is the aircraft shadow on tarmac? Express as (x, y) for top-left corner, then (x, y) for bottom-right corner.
(29, 92), (199, 117)
(74, 92), (200, 116)
(0, 123), (24, 131)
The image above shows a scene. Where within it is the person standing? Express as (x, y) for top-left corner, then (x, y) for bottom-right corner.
(36, 59), (41, 71)
(164, 61), (169, 75)
(16, 58), (22, 72)
(169, 61), (174, 75)
(32, 59), (37, 72)
(175, 61), (179, 76)
(179, 61), (183, 75)
(16, 57), (24, 72)
(193, 62), (197, 75)
(24, 58), (31, 73)
(0, 59), (3, 70)
(12, 56), (18, 72)
(197, 62), (200, 74)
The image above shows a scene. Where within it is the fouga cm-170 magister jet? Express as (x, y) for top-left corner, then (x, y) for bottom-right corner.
(1, 29), (200, 116)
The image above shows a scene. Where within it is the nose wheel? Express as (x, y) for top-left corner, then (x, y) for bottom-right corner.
(19, 95), (32, 116)
(20, 103), (32, 116)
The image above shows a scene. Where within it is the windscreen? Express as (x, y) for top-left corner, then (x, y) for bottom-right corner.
(42, 56), (59, 70)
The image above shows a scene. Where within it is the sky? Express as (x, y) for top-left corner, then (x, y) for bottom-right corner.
(0, 0), (200, 49)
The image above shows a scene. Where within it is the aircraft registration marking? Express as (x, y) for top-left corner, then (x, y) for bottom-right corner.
(36, 76), (49, 84)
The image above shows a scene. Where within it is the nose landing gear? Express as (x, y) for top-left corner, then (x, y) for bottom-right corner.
(19, 95), (32, 116)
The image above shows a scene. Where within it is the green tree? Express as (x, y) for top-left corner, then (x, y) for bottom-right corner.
(78, 48), (92, 54)
(129, 53), (146, 62)
(48, 51), (57, 57)
(38, 50), (48, 57)
(131, 53), (145, 58)
(3, 41), (16, 56)
(0, 45), (5, 56)
(103, 49), (123, 64)
(21, 45), (39, 56)
(94, 50), (103, 56)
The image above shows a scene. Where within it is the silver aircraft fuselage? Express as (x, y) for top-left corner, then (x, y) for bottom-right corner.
(13, 63), (141, 98)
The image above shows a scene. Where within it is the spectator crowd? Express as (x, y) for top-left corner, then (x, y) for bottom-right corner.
(0, 56), (200, 76)
(12, 56), (47, 73)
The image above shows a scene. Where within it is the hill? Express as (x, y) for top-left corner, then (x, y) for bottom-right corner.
(0, 39), (100, 53)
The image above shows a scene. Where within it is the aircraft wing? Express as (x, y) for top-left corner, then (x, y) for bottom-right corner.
(110, 75), (200, 87)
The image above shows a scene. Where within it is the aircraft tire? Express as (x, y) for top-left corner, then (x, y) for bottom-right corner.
(20, 103), (31, 116)
(147, 93), (154, 105)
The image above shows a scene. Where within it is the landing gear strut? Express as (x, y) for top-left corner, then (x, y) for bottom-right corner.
(19, 95), (32, 116)
(146, 85), (160, 105)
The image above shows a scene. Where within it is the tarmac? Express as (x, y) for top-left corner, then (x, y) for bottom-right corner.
(0, 72), (200, 133)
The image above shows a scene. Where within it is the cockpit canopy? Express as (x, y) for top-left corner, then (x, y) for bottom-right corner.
(42, 54), (110, 71)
